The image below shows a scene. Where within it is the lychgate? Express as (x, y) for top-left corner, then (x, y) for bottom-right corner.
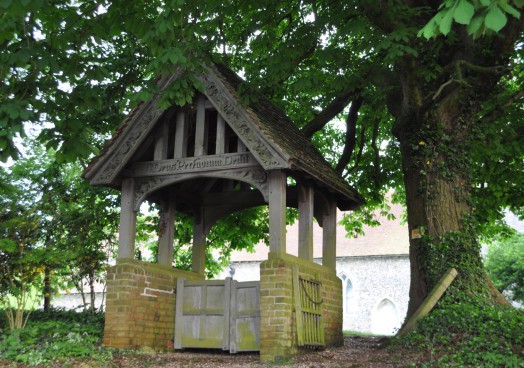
(82, 63), (364, 362)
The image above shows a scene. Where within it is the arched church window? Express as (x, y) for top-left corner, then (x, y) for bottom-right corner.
(345, 279), (353, 314)
(371, 298), (399, 335)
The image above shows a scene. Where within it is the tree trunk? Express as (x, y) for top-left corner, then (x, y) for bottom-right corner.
(396, 86), (494, 318)
(43, 267), (51, 312)
(89, 270), (96, 315)
(76, 279), (87, 313)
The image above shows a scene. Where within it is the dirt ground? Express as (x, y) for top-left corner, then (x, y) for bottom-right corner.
(110, 335), (426, 368)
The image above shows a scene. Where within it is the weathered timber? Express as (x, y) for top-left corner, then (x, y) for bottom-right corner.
(397, 268), (458, 337)
(128, 152), (259, 177)
(298, 182), (314, 261)
(268, 170), (287, 255)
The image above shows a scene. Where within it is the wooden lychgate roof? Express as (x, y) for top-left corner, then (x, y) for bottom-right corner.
(82, 63), (364, 211)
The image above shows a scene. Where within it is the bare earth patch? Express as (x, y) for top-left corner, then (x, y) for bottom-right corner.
(109, 335), (426, 368)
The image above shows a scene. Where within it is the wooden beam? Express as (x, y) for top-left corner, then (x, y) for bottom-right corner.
(154, 119), (169, 160)
(298, 182), (314, 261)
(157, 195), (175, 266)
(192, 210), (206, 276)
(216, 114), (226, 154)
(118, 178), (137, 259)
(322, 198), (337, 271)
(397, 268), (458, 337)
(174, 110), (188, 158)
(194, 96), (207, 157)
(268, 170), (286, 255)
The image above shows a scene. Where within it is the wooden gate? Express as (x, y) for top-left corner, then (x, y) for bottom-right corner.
(174, 278), (260, 353)
(293, 267), (325, 348)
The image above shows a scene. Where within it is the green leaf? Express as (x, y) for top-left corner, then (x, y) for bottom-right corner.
(498, 2), (521, 18)
(439, 8), (455, 35)
(419, 13), (442, 39)
(7, 107), (19, 119)
(453, 0), (475, 24)
(169, 52), (179, 64)
(485, 5), (507, 32)
(0, 0), (11, 8)
(467, 14), (485, 35)
(19, 109), (31, 120)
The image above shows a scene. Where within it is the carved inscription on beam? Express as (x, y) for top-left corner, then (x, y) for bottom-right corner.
(129, 152), (259, 177)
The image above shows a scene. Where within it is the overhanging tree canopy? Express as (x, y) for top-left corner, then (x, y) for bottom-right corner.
(1, 0), (523, 317)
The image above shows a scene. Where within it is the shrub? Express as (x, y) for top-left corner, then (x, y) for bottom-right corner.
(393, 303), (524, 367)
(0, 308), (111, 366)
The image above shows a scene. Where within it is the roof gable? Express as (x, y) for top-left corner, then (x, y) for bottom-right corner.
(83, 63), (364, 210)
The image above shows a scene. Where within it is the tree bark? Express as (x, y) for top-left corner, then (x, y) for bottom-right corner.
(89, 270), (96, 314)
(395, 82), (494, 318)
(43, 267), (51, 312)
(335, 96), (363, 174)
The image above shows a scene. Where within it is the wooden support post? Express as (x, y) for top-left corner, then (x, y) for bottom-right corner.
(268, 170), (286, 256)
(192, 210), (206, 276)
(298, 182), (314, 261)
(397, 268), (458, 337)
(154, 119), (169, 160)
(157, 195), (175, 266)
(118, 178), (137, 259)
(194, 96), (207, 157)
(174, 110), (187, 158)
(322, 199), (337, 271)
(216, 114), (226, 154)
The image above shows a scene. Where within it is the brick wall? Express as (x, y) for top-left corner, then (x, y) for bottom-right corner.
(260, 253), (343, 362)
(104, 258), (203, 351)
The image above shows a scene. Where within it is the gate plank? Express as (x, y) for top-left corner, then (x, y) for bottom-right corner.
(229, 280), (260, 353)
(175, 278), (260, 353)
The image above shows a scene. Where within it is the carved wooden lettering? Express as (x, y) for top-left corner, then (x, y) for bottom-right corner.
(129, 152), (259, 177)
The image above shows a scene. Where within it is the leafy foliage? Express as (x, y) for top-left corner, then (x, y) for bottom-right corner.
(394, 303), (524, 367)
(0, 142), (119, 315)
(419, 0), (523, 39)
(485, 233), (524, 304)
(0, 0), (522, 316)
(0, 308), (111, 366)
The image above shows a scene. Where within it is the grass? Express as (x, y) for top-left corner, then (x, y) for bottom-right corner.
(343, 330), (382, 337)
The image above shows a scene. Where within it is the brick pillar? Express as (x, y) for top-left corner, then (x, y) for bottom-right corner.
(259, 257), (297, 362)
(104, 259), (203, 351)
(259, 254), (343, 362)
(320, 272), (344, 347)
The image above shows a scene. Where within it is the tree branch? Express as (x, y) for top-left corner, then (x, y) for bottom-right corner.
(345, 124), (366, 178)
(371, 118), (381, 188)
(335, 96), (364, 174)
(301, 88), (360, 138)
